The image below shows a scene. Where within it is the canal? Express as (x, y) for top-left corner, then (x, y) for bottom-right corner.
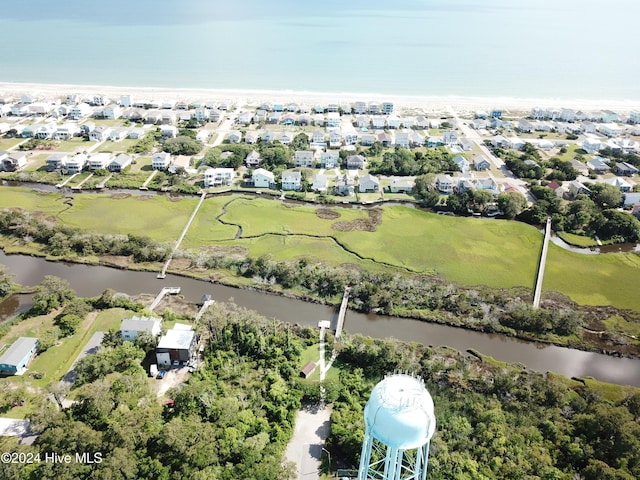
(1, 250), (639, 387)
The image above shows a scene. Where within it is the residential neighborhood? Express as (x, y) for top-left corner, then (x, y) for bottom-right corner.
(0, 91), (638, 223)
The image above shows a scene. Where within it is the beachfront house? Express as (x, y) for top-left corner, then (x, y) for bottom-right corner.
(281, 171), (302, 191)
(152, 152), (173, 170)
(204, 167), (235, 187)
(252, 168), (275, 188)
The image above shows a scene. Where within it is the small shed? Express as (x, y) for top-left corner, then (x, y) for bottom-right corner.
(300, 361), (317, 379)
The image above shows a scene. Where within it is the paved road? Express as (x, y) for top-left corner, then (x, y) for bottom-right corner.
(284, 406), (332, 480)
(447, 105), (536, 204)
(61, 331), (104, 386)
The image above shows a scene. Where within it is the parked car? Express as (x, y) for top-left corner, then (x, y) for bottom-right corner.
(156, 369), (167, 380)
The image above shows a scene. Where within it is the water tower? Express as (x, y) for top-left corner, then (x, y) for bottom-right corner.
(358, 373), (436, 480)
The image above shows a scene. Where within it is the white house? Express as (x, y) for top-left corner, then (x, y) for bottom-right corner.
(389, 177), (414, 193)
(294, 150), (315, 168)
(245, 150), (261, 167)
(54, 123), (80, 140)
(603, 177), (632, 192)
(109, 128), (129, 142)
(358, 174), (380, 193)
(120, 316), (161, 342)
(312, 174), (328, 192)
(436, 174), (454, 194)
(66, 154), (87, 174)
(160, 125), (178, 139)
(152, 152), (173, 170)
(204, 167), (235, 187)
(252, 168), (275, 188)
(101, 104), (122, 120)
(196, 130), (212, 143)
(88, 152), (112, 170)
(282, 171), (302, 191)
(89, 126), (112, 142)
(582, 137), (602, 154)
(395, 131), (410, 149)
(329, 130), (342, 148)
(311, 130), (325, 145)
(35, 123), (57, 140)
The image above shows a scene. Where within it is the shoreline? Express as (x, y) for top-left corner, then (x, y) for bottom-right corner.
(2, 81), (640, 114)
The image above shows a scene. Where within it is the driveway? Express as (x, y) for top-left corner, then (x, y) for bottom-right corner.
(284, 405), (332, 480)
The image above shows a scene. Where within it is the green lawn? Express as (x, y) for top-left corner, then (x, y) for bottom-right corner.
(95, 138), (138, 153)
(0, 137), (25, 150)
(557, 231), (599, 248)
(55, 137), (97, 153)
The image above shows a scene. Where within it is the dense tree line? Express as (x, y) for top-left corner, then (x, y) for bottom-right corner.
(327, 334), (640, 480)
(519, 185), (640, 242)
(368, 147), (456, 176)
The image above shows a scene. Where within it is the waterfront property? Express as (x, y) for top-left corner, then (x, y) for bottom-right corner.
(120, 315), (162, 342)
(156, 327), (197, 367)
(0, 337), (39, 375)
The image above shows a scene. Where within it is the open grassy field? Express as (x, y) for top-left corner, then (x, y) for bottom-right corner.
(558, 231), (599, 247)
(0, 188), (68, 215)
(55, 137), (96, 153)
(181, 196), (242, 248)
(57, 193), (199, 243)
(0, 137), (25, 150)
(544, 243), (640, 310)
(95, 138), (138, 153)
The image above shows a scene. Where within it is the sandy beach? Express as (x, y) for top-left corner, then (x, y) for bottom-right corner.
(2, 81), (640, 116)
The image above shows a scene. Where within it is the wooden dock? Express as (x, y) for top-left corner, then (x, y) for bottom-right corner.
(149, 287), (181, 311)
(333, 286), (351, 343)
(533, 217), (552, 308)
(195, 299), (215, 322)
(158, 191), (207, 279)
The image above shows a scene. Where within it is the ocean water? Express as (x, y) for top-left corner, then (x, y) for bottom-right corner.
(0, 0), (638, 100)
